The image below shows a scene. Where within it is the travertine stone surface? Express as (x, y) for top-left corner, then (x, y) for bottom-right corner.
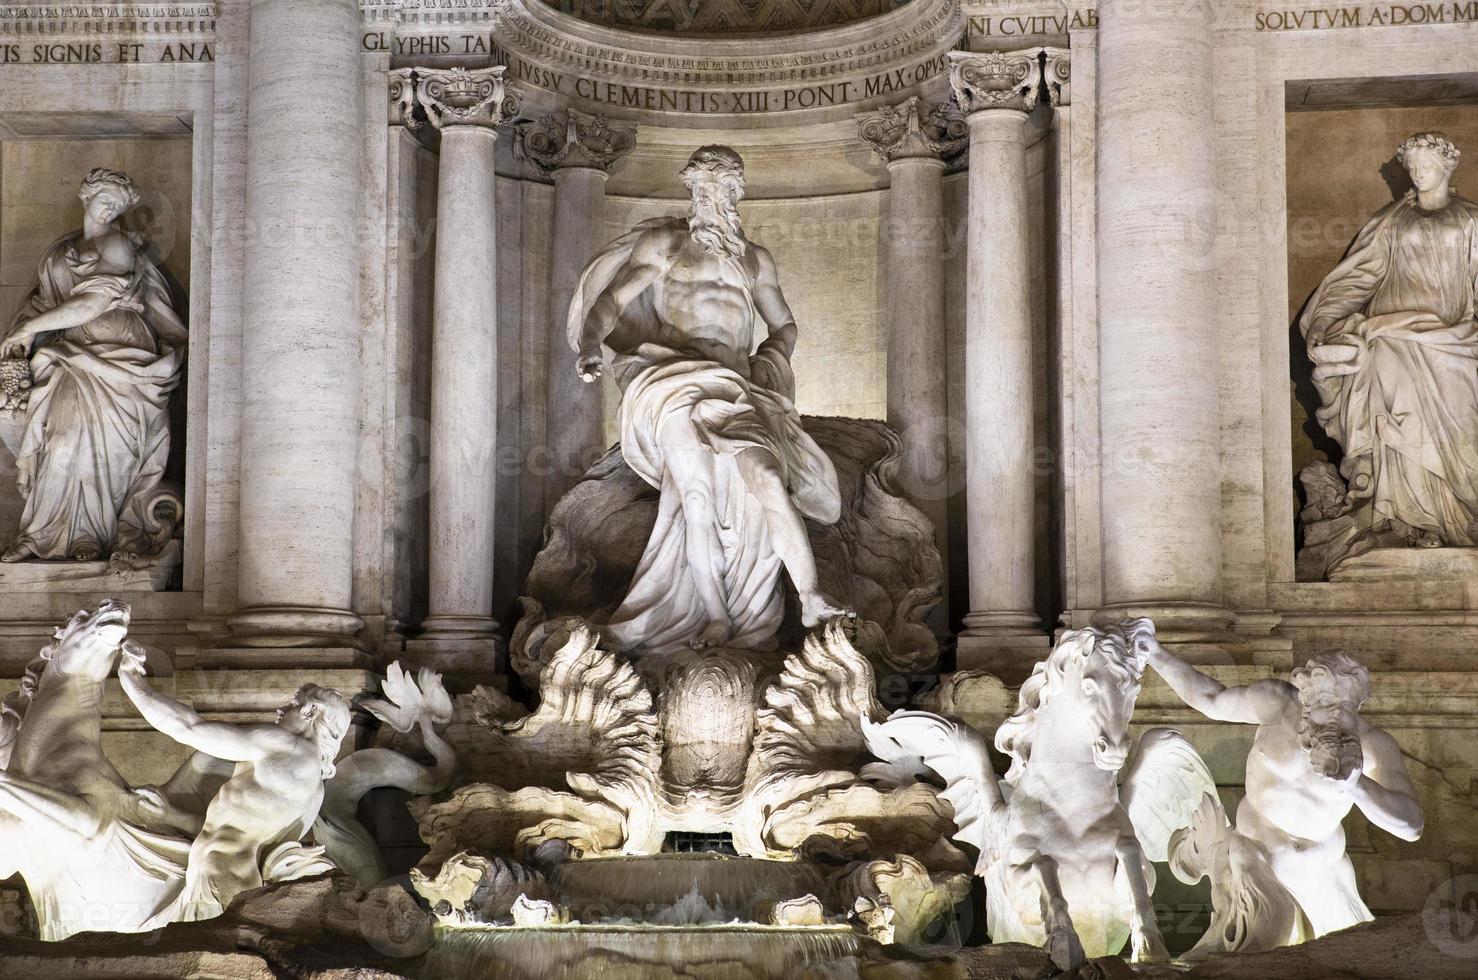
(231, 0), (365, 645)
(950, 51), (1046, 659)
(1096, 0), (1227, 635)
(394, 67), (512, 647)
(858, 97), (962, 586)
(522, 110), (637, 504)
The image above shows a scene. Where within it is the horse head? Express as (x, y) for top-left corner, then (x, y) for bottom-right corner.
(996, 621), (1149, 780)
(41, 600), (132, 683)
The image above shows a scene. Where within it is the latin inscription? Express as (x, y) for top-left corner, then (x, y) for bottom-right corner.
(1254, 2), (1478, 29)
(963, 2), (1478, 35)
(0, 41), (213, 63)
(456, 39), (951, 115)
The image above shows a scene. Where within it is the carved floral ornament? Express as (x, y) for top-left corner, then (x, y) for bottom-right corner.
(518, 109), (637, 174)
(390, 66), (520, 131)
(856, 96), (968, 163)
(947, 48), (1069, 115)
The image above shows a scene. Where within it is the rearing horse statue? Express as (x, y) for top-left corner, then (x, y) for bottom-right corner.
(0, 600), (220, 940)
(863, 620), (1216, 971)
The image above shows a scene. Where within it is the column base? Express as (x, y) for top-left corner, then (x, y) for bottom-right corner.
(224, 605), (366, 650)
(1092, 601), (1234, 638)
(404, 621), (504, 689)
(956, 611), (1050, 676)
(1092, 601), (1255, 666)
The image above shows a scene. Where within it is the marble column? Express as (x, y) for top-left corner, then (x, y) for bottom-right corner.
(228, 0), (364, 649)
(856, 97), (964, 624)
(949, 50), (1049, 668)
(394, 67), (515, 661)
(521, 110), (636, 506)
(1096, 0), (1230, 639)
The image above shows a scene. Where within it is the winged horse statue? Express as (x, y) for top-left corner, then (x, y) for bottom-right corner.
(0, 600), (231, 940)
(863, 620), (1217, 971)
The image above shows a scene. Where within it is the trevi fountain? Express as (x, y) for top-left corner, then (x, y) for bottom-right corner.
(0, 2), (1476, 978)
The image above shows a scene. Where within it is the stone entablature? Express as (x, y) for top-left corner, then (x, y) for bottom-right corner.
(961, 0), (1478, 44)
(363, 0), (964, 123)
(0, 3), (214, 64)
(493, 0), (961, 121)
(0, 3), (214, 33)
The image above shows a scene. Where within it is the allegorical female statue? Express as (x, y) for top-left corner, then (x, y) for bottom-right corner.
(1301, 132), (1478, 550)
(0, 168), (187, 562)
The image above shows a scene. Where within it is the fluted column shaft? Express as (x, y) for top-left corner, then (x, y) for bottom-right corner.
(231, 0), (364, 645)
(1096, 0), (1227, 634)
(949, 51), (1047, 664)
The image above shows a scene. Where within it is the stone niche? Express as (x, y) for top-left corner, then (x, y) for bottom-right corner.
(0, 124), (193, 589)
(1284, 94), (1478, 581)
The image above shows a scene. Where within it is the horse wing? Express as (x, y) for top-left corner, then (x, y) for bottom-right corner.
(1120, 727), (1219, 862)
(861, 709), (1003, 861)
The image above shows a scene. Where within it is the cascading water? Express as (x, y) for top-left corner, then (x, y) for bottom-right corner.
(415, 924), (859, 980)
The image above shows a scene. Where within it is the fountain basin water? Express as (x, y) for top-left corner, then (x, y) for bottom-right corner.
(547, 852), (836, 923)
(415, 924), (859, 980)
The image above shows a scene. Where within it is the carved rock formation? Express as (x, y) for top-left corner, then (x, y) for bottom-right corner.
(511, 417), (943, 685)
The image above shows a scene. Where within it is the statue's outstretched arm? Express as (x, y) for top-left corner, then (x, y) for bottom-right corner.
(3, 291), (110, 353)
(1350, 728), (1424, 842)
(1138, 631), (1290, 724)
(119, 656), (291, 762)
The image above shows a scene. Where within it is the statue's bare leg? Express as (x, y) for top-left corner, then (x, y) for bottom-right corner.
(735, 447), (851, 627)
(1116, 835), (1170, 963)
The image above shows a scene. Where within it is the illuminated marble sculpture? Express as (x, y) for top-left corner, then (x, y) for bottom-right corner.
(1297, 132), (1478, 575)
(0, 601), (453, 938)
(0, 601), (206, 940)
(863, 620), (1217, 971)
(315, 664), (457, 887)
(118, 648), (351, 922)
(565, 144), (850, 654)
(1138, 627), (1424, 950)
(0, 168), (186, 565)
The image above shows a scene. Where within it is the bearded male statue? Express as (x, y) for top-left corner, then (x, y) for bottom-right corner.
(1136, 631), (1423, 943)
(565, 146), (850, 655)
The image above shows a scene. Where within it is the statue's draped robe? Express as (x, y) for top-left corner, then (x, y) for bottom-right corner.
(1300, 194), (1478, 544)
(9, 233), (185, 558)
(567, 218), (841, 655)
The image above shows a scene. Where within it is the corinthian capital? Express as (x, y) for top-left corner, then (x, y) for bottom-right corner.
(519, 110), (637, 173)
(857, 96), (967, 164)
(390, 66), (519, 131)
(947, 50), (1043, 115)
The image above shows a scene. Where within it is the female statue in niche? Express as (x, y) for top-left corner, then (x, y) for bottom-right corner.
(1300, 132), (1478, 553)
(0, 167), (187, 563)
